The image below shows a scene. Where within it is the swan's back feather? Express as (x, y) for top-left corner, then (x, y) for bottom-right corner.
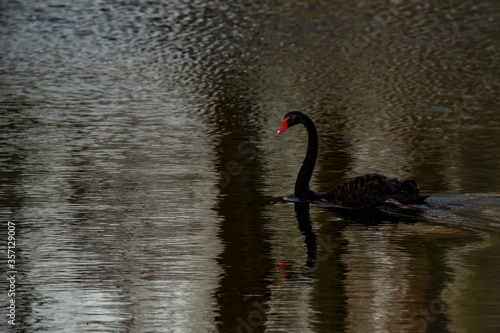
(320, 174), (429, 207)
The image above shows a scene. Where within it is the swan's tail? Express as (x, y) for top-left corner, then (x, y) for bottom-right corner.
(385, 179), (430, 204)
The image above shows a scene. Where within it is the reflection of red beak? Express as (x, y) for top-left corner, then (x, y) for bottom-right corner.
(279, 259), (286, 279)
(276, 118), (289, 135)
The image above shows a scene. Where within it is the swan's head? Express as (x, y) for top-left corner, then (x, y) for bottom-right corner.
(276, 111), (305, 135)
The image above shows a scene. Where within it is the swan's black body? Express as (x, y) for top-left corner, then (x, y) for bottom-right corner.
(277, 111), (429, 207)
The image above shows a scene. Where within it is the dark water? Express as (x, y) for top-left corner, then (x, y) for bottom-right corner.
(1, 0), (500, 332)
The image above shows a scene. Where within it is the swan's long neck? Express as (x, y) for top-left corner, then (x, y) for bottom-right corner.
(295, 116), (318, 198)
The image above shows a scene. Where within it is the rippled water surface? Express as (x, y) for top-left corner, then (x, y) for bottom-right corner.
(1, 0), (500, 332)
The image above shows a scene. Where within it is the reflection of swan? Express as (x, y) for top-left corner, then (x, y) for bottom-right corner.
(278, 203), (318, 280)
(277, 112), (429, 207)
(325, 205), (424, 225)
(295, 203), (317, 267)
(291, 202), (423, 275)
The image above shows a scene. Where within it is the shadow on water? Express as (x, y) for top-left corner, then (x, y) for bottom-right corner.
(266, 195), (500, 332)
(283, 201), (487, 332)
(295, 203), (318, 269)
(202, 70), (275, 331)
(291, 200), (427, 273)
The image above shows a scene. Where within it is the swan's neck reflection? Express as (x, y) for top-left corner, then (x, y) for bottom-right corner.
(294, 202), (317, 268)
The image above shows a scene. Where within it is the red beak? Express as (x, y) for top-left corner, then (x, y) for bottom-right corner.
(276, 118), (289, 135)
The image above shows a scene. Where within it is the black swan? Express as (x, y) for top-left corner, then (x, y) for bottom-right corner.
(276, 111), (429, 207)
